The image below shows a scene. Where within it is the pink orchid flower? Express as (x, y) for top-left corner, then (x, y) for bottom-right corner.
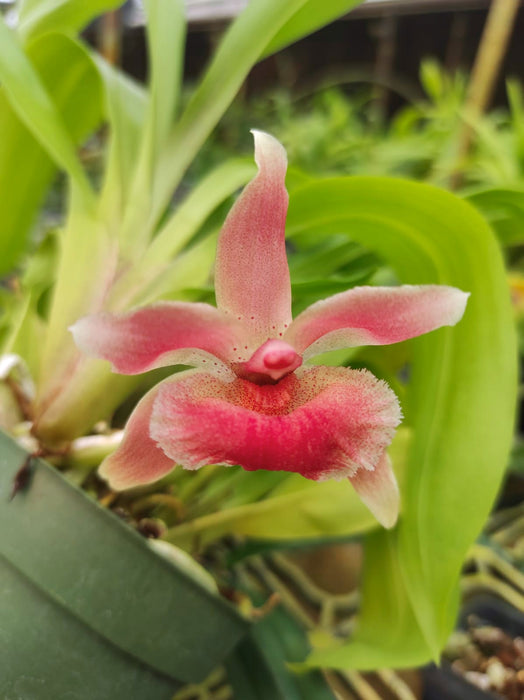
(71, 131), (468, 528)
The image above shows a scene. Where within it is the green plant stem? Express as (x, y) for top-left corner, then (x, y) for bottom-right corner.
(491, 513), (524, 547)
(67, 431), (123, 470)
(341, 670), (383, 700)
(376, 669), (417, 700)
(176, 465), (220, 503)
(130, 493), (185, 520)
(461, 572), (524, 611)
(468, 543), (524, 592)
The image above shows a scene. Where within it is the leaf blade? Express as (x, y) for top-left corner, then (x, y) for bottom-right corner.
(0, 19), (93, 202)
(286, 176), (517, 667)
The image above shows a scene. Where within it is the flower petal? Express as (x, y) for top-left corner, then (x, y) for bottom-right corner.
(349, 451), (399, 529)
(285, 285), (469, 359)
(150, 366), (401, 492)
(214, 130), (292, 344)
(70, 302), (241, 377)
(98, 382), (175, 490)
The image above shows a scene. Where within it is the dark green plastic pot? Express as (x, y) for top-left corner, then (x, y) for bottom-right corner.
(0, 432), (249, 699)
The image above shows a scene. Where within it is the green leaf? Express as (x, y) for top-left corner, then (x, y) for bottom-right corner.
(109, 158), (255, 309)
(0, 19), (93, 204)
(506, 79), (524, 163)
(0, 32), (103, 274)
(144, 158), (256, 266)
(121, 0), (186, 254)
(419, 59), (445, 101)
(227, 603), (335, 699)
(466, 186), (524, 246)
(18, 0), (125, 43)
(167, 479), (379, 552)
(1, 232), (58, 380)
(151, 0), (365, 233)
(286, 176), (517, 667)
(94, 52), (148, 220)
(0, 430), (248, 694)
(142, 0), (185, 161)
(262, 0), (363, 58)
(305, 530), (431, 670)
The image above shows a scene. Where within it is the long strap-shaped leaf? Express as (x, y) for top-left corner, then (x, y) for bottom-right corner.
(17, 0), (125, 43)
(120, 0), (186, 255)
(285, 176), (517, 668)
(147, 0), (363, 236)
(0, 18), (93, 207)
(0, 32), (103, 276)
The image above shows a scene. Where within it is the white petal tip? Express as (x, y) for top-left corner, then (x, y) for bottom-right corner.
(250, 129), (287, 171)
(350, 453), (400, 529)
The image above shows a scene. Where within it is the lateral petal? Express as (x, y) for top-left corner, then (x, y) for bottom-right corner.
(214, 131), (292, 345)
(150, 366), (401, 491)
(70, 302), (241, 377)
(285, 285), (469, 359)
(98, 381), (175, 490)
(349, 451), (400, 529)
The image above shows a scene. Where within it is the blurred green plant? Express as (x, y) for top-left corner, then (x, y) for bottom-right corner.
(194, 58), (524, 190)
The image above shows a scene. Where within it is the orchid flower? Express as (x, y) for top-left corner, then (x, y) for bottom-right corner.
(71, 131), (468, 528)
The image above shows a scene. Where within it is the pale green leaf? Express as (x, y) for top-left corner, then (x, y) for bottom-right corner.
(286, 176), (517, 667)
(305, 531), (431, 670)
(150, 0), (364, 233)
(120, 0), (186, 253)
(94, 52), (148, 220)
(144, 158), (256, 266)
(18, 0), (125, 43)
(108, 159), (255, 309)
(262, 0), (363, 58)
(0, 32), (103, 275)
(0, 19), (93, 204)
(142, 0), (185, 161)
(167, 479), (379, 552)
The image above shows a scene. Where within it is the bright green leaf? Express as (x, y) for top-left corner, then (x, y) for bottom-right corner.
(18, 0), (125, 43)
(120, 0), (186, 254)
(0, 32), (102, 274)
(262, 0), (363, 58)
(286, 176), (517, 667)
(94, 52), (148, 221)
(146, 158), (256, 265)
(305, 530), (431, 670)
(466, 187), (524, 246)
(151, 0), (364, 233)
(0, 19), (93, 204)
